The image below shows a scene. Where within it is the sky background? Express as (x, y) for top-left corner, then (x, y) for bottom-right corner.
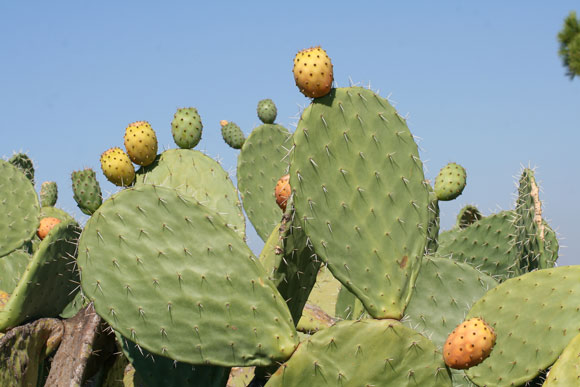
(1, 2), (578, 266)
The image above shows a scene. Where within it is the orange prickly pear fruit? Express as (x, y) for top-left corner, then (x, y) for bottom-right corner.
(275, 174), (291, 212)
(293, 46), (333, 98)
(37, 217), (61, 240)
(444, 317), (496, 369)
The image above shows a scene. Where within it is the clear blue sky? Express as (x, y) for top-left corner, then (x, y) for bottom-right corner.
(2, 2), (578, 266)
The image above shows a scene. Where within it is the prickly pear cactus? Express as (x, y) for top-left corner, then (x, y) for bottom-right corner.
(0, 160), (40, 257)
(436, 211), (519, 281)
(237, 122), (292, 241)
(78, 185), (298, 367)
(456, 205), (482, 229)
(100, 147), (135, 187)
(465, 266), (580, 386)
(265, 319), (452, 386)
(290, 87), (430, 319)
(136, 149), (246, 239)
(0, 249), (30, 294)
(543, 332), (580, 386)
(257, 99), (277, 124)
(222, 122), (245, 149)
(117, 332), (230, 387)
(71, 168), (103, 215)
(8, 152), (35, 184)
(39, 181), (58, 207)
(0, 219), (80, 331)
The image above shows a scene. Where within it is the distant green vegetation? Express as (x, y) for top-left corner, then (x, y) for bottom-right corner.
(558, 11), (580, 79)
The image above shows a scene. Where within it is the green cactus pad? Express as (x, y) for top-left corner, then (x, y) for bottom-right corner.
(171, 107), (203, 149)
(296, 304), (335, 333)
(0, 160), (41, 257)
(290, 87), (430, 319)
(403, 256), (498, 350)
(72, 168), (103, 216)
(222, 122), (245, 149)
(117, 332), (230, 387)
(0, 219), (80, 331)
(78, 185), (298, 367)
(426, 188), (440, 254)
(136, 149), (245, 239)
(237, 123), (292, 241)
(543, 332), (580, 386)
(434, 162), (466, 201)
(39, 206), (76, 224)
(456, 205), (483, 229)
(260, 210), (321, 325)
(257, 99), (278, 124)
(0, 249), (30, 293)
(39, 181), (58, 207)
(541, 220), (559, 269)
(265, 319), (452, 386)
(334, 285), (367, 321)
(465, 266), (580, 386)
(436, 211), (519, 282)
(8, 152), (35, 184)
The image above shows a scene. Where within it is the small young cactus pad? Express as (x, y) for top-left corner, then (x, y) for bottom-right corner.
(434, 162), (467, 201)
(221, 121), (245, 149)
(292, 46), (333, 98)
(171, 107), (203, 149)
(39, 181), (58, 207)
(257, 99), (277, 124)
(71, 168), (103, 215)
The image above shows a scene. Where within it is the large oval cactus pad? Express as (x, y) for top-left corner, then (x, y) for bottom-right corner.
(0, 160), (40, 257)
(265, 319), (452, 386)
(0, 249), (31, 294)
(78, 185), (298, 367)
(237, 124), (292, 241)
(136, 149), (245, 239)
(465, 266), (580, 386)
(543, 332), (580, 386)
(290, 87), (430, 319)
(0, 220), (80, 331)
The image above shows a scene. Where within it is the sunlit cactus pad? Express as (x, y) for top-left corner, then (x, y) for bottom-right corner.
(0, 160), (40, 257)
(465, 266), (580, 386)
(265, 319), (452, 386)
(290, 87), (430, 319)
(136, 149), (245, 239)
(78, 185), (298, 367)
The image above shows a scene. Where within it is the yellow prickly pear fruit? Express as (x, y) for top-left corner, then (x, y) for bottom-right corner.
(100, 147), (135, 187)
(123, 121), (158, 166)
(275, 174), (291, 212)
(293, 46), (333, 98)
(444, 317), (496, 369)
(0, 290), (10, 311)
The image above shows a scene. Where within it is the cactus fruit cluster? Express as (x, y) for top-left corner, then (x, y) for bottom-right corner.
(0, 45), (576, 387)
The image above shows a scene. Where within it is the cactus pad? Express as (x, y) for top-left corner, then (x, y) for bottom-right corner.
(222, 122), (245, 149)
(237, 122), (291, 241)
(72, 168), (103, 216)
(39, 181), (58, 207)
(0, 219), (80, 331)
(403, 256), (498, 350)
(265, 319), (452, 386)
(8, 152), (35, 184)
(543, 332), (580, 386)
(0, 160), (40, 257)
(0, 249), (30, 294)
(465, 266), (580, 386)
(136, 149), (245, 239)
(257, 99), (278, 124)
(290, 87), (430, 319)
(78, 185), (298, 366)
